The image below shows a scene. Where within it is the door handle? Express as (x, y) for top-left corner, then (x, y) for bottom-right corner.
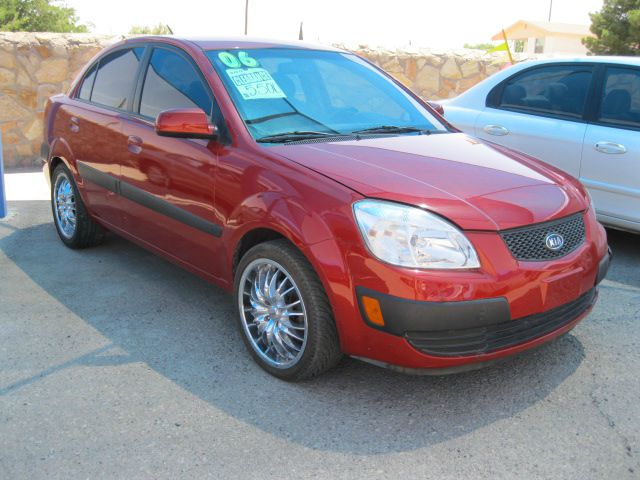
(594, 141), (626, 154)
(483, 124), (510, 136)
(127, 135), (143, 155)
(69, 116), (80, 133)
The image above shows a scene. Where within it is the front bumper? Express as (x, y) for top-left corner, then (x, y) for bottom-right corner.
(352, 244), (610, 371)
(358, 286), (597, 357)
(356, 246), (611, 358)
(330, 203), (610, 372)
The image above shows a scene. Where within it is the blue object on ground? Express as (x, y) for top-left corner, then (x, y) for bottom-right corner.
(0, 132), (6, 218)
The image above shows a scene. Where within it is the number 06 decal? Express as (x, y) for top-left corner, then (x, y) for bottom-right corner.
(218, 51), (259, 68)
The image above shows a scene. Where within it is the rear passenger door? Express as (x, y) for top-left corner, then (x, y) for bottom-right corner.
(474, 64), (594, 177)
(118, 46), (225, 279)
(581, 66), (640, 230)
(67, 47), (145, 228)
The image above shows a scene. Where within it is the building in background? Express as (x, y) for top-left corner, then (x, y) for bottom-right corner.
(493, 20), (595, 55)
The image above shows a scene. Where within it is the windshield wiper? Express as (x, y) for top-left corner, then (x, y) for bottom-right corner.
(256, 131), (342, 143)
(351, 125), (438, 135)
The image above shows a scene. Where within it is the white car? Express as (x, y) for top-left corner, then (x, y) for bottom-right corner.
(441, 57), (640, 233)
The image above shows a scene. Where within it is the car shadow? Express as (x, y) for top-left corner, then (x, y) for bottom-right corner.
(603, 228), (640, 289)
(6, 205), (627, 455)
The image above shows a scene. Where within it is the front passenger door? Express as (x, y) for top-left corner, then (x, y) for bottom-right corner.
(119, 46), (225, 279)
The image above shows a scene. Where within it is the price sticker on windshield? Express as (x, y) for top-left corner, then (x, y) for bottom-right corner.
(226, 68), (286, 100)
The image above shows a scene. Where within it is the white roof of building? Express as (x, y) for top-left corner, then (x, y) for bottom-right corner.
(492, 20), (594, 41)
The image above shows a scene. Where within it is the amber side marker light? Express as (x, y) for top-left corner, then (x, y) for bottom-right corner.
(362, 295), (385, 326)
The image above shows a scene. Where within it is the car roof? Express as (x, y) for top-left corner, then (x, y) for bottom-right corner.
(517, 56), (640, 67)
(122, 35), (345, 53)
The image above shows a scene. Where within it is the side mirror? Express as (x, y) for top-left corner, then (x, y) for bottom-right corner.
(155, 108), (218, 140)
(427, 101), (444, 116)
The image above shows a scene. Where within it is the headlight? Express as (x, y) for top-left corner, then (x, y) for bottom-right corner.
(353, 200), (480, 269)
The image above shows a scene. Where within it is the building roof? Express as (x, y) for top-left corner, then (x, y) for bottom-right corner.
(491, 20), (594, 41)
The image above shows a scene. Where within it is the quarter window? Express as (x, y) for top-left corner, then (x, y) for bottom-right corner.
(497, 65), (592, 119)
(91, 47), (145, 110)
(78, 64), (96, 101)
(598, 67), (640, 129)
(139, 48), (213, 119)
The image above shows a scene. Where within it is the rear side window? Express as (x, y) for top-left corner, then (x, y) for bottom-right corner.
(91, 47), (145, 110)
(497, 65), (593, 119)
(78, 64), (96, 100)
(598, 67), (640, 129)
(139, 48), (213, 119)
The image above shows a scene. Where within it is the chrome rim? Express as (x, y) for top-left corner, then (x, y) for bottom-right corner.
(54, 174), (76, 239)
(238, 259), (308, 369)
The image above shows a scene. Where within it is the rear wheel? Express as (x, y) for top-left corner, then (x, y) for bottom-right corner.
(51, 164), (104, 249)
(234, 239), (342, 381)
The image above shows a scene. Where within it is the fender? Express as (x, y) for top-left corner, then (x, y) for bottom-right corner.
(224, 190), (360, 348)
(47, 137), (98, 212)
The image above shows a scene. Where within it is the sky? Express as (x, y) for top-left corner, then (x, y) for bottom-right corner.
(66, 0), (604, 50)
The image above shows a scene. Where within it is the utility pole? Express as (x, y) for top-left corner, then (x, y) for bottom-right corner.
(548, 0), (553, 22)
(244, 0), (249, 35)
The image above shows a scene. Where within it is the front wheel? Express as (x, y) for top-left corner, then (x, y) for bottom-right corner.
(234, 239), (342, 381)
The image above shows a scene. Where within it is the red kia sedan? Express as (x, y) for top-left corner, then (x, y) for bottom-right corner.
(42, 37), (610, 380)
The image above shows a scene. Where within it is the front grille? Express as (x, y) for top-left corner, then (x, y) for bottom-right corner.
(501, 213), (585, 261)
(406, 288), (596, 357)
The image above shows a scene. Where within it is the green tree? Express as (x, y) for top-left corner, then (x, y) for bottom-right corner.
(129, 23), (172, 35)
(583, 0), (640, 55)
(0, 0), (88, 32)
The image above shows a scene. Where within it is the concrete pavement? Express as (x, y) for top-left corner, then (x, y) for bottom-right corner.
(1, 171), (639, 479)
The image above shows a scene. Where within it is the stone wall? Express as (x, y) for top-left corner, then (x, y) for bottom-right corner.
(0, 33), (121, 168)
(0, 33), (514, 168)
(336, 43), (512, 102)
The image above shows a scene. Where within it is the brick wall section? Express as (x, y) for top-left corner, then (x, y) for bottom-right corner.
(0, 33), (515, 168)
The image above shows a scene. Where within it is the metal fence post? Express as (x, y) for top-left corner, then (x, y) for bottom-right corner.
(0, 132), (6, 219)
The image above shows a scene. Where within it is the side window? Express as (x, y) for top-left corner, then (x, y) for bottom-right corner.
(91, 47), (145, 110)
(78, 64), (96, 100)
(498, 65), (593, 119)
(139, 48), (213, 119)
(598, 67), (640, 129)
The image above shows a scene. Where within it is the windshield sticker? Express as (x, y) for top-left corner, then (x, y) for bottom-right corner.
(218, 52), (241, 68)
(238, 51), (259, 67)
(218, 51), (260, 68)
(226, 68), (286, 100)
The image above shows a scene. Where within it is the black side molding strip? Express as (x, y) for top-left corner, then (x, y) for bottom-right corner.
(77, 161), (222, 237)
(119, 182), (222, 237)
(77, 161), (118, 193)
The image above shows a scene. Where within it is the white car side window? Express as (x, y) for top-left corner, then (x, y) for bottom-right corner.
(598, 67), (640, 130)
(498, 66), (593, 120)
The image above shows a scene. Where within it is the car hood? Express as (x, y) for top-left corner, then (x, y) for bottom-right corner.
(270, 133), (586, 231)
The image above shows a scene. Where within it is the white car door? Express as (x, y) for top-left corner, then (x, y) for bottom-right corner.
(581, 66), (640, 231)
(472, 64), (595, 178)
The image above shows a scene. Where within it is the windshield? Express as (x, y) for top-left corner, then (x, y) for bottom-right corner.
(206, 48), (447, 141)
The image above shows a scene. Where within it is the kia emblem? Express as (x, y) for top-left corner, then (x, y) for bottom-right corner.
(545, 232), (565, 251)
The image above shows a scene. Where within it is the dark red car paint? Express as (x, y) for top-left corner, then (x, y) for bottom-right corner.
(43, 37), (609, 371)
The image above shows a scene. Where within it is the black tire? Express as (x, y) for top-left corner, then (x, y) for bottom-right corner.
(234, 239), (342, 381)
(51, 163), (105, 249)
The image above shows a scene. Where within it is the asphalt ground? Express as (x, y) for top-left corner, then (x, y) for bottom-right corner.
(1, 171), (639, 479)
